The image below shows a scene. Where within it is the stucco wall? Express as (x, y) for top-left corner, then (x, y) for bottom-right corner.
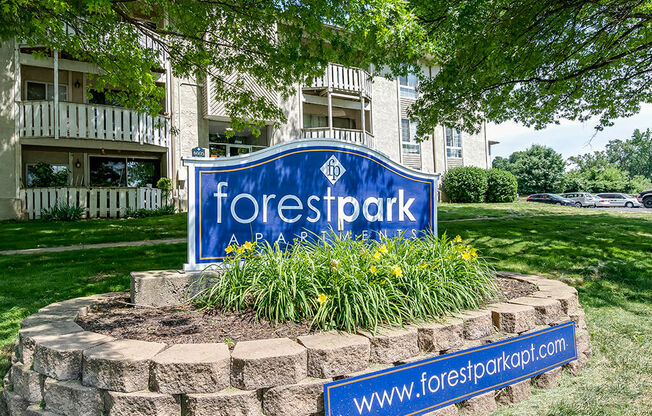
(370, 76), (401, 163)
(0, 41), (20, 219)
(463, 124), (489, 169)
(271, 89), (301, 145)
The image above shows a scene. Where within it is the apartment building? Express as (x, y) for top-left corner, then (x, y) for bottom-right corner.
(0, 37), (496, 220)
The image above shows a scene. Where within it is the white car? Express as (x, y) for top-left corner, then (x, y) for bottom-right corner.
(594, 193), (643, 208)
(560, 192), (597, 208)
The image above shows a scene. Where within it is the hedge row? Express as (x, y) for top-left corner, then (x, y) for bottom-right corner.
(442, 167), (518, 203)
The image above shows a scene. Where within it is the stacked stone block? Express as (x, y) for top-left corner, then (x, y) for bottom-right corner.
(0, 273), (591, 416)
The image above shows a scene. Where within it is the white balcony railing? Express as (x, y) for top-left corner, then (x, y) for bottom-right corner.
(18, 101), (170, 147)
(305, 64), (372, 98)
(302, 127), (374, 148)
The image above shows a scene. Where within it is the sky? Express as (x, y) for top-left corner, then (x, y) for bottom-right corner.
(486, 103), (652, 161)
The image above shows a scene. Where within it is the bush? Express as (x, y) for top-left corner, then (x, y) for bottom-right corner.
(156, 177), (172, 201)
(442, 167), (488, 203)
(125, 205), (176, 218)
(191, 232), (497, 332)
(40, 204), (84, 221)
(486, 169), (518, 202)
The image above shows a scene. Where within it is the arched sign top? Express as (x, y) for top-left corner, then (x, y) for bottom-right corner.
(183, 139), (439, 270)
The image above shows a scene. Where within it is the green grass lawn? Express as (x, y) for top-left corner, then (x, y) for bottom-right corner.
(440, 210), (652, 415)
(0, 202), (650, 414)
(0, 213), (187, 251)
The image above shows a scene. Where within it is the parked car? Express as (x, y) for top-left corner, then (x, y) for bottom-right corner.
(526, 193), (574, 206)
(638, 190), (652, 208)
(594, 193), (643, 208)
(560, 192), (596, 208)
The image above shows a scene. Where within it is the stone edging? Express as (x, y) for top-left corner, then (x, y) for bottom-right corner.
(2, 272), (591, 416)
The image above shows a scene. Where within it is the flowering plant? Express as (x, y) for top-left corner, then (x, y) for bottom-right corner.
(192, 231), (496, 332)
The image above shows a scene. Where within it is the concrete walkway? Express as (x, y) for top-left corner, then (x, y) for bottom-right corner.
(0, 238), (186, 256)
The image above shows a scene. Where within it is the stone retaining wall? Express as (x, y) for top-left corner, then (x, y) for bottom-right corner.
(1, 272), (591, 416)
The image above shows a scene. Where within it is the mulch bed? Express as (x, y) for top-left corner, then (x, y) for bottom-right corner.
(76, 277), (536, 346)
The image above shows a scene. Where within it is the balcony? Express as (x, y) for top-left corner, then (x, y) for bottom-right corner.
(301, 127), (374, 148)
(304, 64), (372, 99)
(18, 101), (170, 147)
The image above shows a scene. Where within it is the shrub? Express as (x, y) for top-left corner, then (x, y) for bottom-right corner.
(486, 169), (518, 202)
(125, 205), (176, 218)
(40, 204), (84, 221)
(442, 167), (488, 203)
(191, 232), (497, 332)
(156, 177), (172, 202)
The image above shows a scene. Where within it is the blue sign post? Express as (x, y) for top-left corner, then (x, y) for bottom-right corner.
(183, 139), (439, 270)
(324, 322), (577, 416)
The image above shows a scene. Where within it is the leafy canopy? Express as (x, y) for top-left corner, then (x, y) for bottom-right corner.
(408, 0), (652, 136)
(1, 0), (428, 134)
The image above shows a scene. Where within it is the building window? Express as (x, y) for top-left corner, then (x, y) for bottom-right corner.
(25, 163), (69, 187)
(445, 127), (463, 158)
(303, 114), (356, 129)
(399, 72), (418, 99)
(401, 119), (421, 154)
(88, 89), (122, 106)
(209, 134), (267, 157)
(26, 81), (68, 102)
(89, 157), (159, 187)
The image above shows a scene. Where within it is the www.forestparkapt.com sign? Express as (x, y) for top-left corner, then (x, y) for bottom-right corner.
(182, 139), (439, 270)
(324, 322), (577, 416)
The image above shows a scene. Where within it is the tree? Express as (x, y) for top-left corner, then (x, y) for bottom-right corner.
(1, 0), (425, 134)
(605, 128), (652, 179)
(408, 1), (652, 137)
(568, 128), (652, 187)
(491, 156), (510, 171)
(496, 145), (566, 194)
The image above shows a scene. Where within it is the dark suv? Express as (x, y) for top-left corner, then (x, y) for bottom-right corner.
(526, 193), (574, 206)
(638, 190), (652, 208)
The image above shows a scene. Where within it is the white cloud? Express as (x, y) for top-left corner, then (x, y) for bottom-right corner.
(487, 103), (652, 160)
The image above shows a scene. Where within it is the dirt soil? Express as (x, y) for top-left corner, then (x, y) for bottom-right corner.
(77, 277), (537, 346)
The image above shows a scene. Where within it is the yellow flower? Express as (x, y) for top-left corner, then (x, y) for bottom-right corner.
(236, 245), (245, 255)
(453, 235), (463, 244)
(243, 241), (254, 250)
(225, 245), (234, 254)
(390, 265), (403, 277)
(317, 293), (328, 305)
(419, 264), (428, 270)
(373, 252), (382, 260)
(378, 244), (388, 254)
(370, 266), (378, 275)
(462, 251), (472, 261)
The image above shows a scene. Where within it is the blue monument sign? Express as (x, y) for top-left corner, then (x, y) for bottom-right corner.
(324, 322), (577, 416)
(183, 139), (439, 270)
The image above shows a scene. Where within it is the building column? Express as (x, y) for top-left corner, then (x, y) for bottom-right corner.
(53, 48), (59, 140)
(327, 90), (333, 138)
(360, 94), (366, 145)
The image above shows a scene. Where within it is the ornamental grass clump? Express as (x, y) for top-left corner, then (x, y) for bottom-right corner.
(191, 232), (497, 333)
